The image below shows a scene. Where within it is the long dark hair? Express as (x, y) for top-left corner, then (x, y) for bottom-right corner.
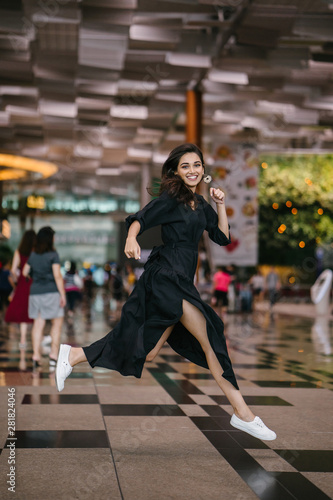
(18, 229), (36, 257)
(159, 143), (205, 206)
(35, 226), (55, 254)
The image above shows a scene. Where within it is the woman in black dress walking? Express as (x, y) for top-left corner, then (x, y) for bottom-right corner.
(56, 143), (276, 441)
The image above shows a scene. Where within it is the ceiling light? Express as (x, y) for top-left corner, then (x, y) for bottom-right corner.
(256, 100), (295, 113)
(159, 80), (182, 87)
(0, 169), (27, 181)
(208, 69), (249, 85)
(241, 117), (267, 129)
(283, 109), (319, 125)
(129, 25), (179, 43)
(6, 106), (39, 117)
(213, 110), (245, 123)
(304, 97), (333, 110)
(127, 147), (152, 159)
(76, 80), (118, 96)
(0, 86), (38, 97)
(40, 101), (77, 118)
(165, 53), (211, 68)
(74, 144), (103, 159)
(111, 105), (148, 120)
(0, 154), (58, 179)
(118, 79), (158, 92)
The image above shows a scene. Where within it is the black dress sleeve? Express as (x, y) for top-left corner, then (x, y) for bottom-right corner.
(203, 200), (231, 246)
(125, 192), (176, 236)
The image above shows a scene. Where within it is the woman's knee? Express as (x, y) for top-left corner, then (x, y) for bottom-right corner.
(52, 316), (63, 327)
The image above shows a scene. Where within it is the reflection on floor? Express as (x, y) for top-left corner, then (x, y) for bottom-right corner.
(0, 301), (332, 500)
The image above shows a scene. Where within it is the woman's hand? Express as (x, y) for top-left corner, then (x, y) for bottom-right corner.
(60, 293), (66, 308)
(210, 187), (225, 204)
(22, 262), (30, 278)
(124, 237), (141, 260)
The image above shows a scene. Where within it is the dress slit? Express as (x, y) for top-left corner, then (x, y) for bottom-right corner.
(167, 295), (239, 390)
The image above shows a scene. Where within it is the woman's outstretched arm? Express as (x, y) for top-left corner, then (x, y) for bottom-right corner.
(210, 187), (229, 239)
(124, 220), (141, 260)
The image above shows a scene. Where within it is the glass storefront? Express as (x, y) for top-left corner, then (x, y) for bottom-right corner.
(5, 214), (120, 265)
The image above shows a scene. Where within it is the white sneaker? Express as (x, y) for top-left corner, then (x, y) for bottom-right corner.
(55, 344), (72, 392)
(230, 414), (277, 441)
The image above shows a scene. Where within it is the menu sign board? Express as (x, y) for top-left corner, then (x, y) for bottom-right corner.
(208, 143), (258, 266)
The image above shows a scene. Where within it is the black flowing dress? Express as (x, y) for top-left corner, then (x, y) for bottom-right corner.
(83, 191), (239, 390)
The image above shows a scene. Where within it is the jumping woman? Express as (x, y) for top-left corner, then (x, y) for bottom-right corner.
(56, 143), (276, 441)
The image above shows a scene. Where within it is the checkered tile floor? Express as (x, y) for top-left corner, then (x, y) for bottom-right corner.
(0, 308), (332, 499)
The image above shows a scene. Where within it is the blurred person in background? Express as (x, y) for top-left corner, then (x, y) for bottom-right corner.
(83, 268), (94, 300)
(103, 262), (112, 292)
(123, 262), (137, 298)
(5, 229), (36, 353)
(226, 264), (237, 313)
(23, 226), (66, 370)
(239, 281), (253, 313)
(265, 266), (281, 310)
(211, 266), (232, 318)
(64, 261), (83, 329)
(82, 269), (95, 323)
(109, 265), (124, 324)
(0, 259), (13, 322)
(249, 267), (265, 306)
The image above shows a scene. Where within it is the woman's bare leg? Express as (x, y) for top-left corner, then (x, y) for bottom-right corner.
(49, 317), (63, 360)
(32, 316), (46, 361)
(146, 325), (175, 362)
(69, 347), (87, 366)
(19, 323), (28, 347)
(180, 300), (255, 422)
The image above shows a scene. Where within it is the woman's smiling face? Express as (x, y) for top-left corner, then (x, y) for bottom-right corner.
(176, 152), (204, 192)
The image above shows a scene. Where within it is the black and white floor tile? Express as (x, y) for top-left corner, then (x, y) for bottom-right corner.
(0, 308), (332, 499)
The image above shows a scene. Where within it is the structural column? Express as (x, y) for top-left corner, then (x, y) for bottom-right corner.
(186, 89), (202, 148)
